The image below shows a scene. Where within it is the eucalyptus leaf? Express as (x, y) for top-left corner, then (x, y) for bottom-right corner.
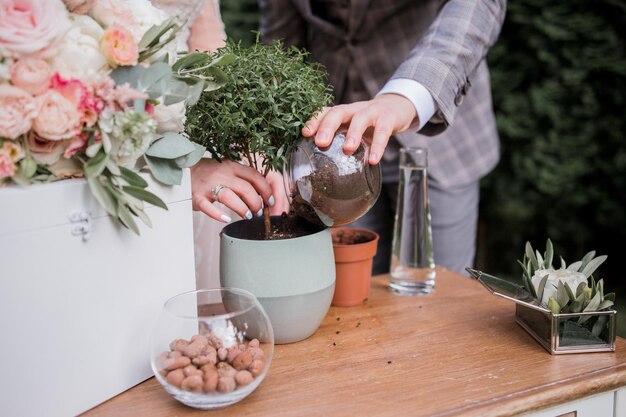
(172, 51), (211, 72)
(146, 133), (196, 159)
(144, 155), (183, 185)
(110, 65), (145, 89)
(139, 62), (171, 92)
(175, 143), (205, 168)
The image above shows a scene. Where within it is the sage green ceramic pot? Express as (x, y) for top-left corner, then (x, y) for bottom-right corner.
(220, 216), (335, 344)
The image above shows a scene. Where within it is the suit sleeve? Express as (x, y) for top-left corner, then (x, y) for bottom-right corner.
(259, 0), (307, 48)
(392, 0), (506, 129)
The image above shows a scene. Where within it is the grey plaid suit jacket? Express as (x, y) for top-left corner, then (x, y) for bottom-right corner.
(260, 0), (507, 189)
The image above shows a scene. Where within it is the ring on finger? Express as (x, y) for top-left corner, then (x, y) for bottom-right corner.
(211, 184), (227, 201)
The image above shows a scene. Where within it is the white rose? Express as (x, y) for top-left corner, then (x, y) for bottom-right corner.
(153, 102), (186, 133)
(47, 15), (108, 83)
(531, 269), (589, 307)
(90, 0), (167, 44)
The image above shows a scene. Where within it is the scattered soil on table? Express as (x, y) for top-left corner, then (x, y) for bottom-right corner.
(222, 213), (325, 241)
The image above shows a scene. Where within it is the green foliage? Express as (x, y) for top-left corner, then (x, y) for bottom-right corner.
(185, 40), (334, 174)
(481, 0), (626, 284)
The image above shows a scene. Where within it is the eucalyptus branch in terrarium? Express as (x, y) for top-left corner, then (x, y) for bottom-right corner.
(185, 40), (334, 237)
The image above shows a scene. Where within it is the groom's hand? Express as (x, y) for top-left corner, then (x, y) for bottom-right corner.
(302, 94), (417, 165)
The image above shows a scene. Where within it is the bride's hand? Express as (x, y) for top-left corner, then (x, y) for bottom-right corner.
(191, 159), (275, 223)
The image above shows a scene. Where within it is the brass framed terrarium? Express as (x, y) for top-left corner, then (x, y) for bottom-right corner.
(467, 268), (617, 354)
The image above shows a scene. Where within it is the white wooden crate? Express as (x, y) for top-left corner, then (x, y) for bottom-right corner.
(0, 170), (196, 417)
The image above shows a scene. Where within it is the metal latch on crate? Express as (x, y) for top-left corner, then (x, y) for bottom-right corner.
(68, 211), (92, 242)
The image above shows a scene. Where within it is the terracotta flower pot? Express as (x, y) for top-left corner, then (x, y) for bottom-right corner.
(331, 228), (379, 307)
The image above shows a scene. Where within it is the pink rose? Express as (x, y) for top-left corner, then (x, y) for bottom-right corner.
(2, 140), (25, 162)
(50, 73), (103, 127)
(63, 0), (94, 15)
(100, 25), (138, 67)
(0, 0), (70, 58)
(0, 84), (37, 139)
(33, 90), (81, 140)
(0, 151), (16, 177)
(10, 59), (51, 95)
(25, 131), (67, 164)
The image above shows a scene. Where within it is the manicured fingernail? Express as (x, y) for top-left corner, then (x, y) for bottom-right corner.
(256, 208), (263, 217)
(269, 195), (275, 207)
(245, 210), (253, 220)
(317, 132), (329, 143)
(369, 152), (378, 164)
(220, 214), (231, 223)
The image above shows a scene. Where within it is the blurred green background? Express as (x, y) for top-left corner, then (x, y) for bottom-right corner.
(220, 0), (626, 335)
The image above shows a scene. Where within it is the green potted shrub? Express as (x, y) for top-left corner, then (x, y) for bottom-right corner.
(186, 41), (335, 343)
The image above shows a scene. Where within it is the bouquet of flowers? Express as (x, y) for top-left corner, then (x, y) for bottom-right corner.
(0, 0), (230, 234)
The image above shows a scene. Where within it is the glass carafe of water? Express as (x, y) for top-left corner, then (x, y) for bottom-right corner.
(389, 147), (435, 295)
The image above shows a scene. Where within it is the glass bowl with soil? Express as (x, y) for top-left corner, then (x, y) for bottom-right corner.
(285, 134), (382, 227)
(150, 288), (274, 409)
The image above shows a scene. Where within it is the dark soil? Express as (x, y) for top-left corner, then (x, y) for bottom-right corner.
(291, 153), (377, 227)
(221, 213), (325, 241)
(332, 229), (376, 245)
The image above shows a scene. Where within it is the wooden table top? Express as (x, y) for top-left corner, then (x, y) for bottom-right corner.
(84, 268), (626, 417)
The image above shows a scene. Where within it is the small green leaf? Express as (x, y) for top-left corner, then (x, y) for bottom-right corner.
(581, 255), (607, 278)
(105, 159), (121, 176)
(84, 151), (107, 177)
(544, 238), (554, 269)
(566, 261), (582, 271)
(117, 201), (140, 235)
(559, 256), (566, 269)
(536, 275), (549, 303)
(87, 176), (117, 216)
(122, 185), (168, 210)
(547, 297), (561, 313)
(556, 281), (570, 308)
(579, 250), (597, 271)
(18, 156), (37, 178)
(575, 281), (587, 298)
(86, 142), (102, 158)
(598, 300), (614, 310)
(525, 242), (539, 270)
(119, 166), (148, 188)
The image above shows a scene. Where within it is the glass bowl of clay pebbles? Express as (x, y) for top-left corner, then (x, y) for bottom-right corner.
(151, 288), (274, 409)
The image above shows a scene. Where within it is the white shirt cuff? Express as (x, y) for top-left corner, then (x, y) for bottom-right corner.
(377, 78), (437, 131)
